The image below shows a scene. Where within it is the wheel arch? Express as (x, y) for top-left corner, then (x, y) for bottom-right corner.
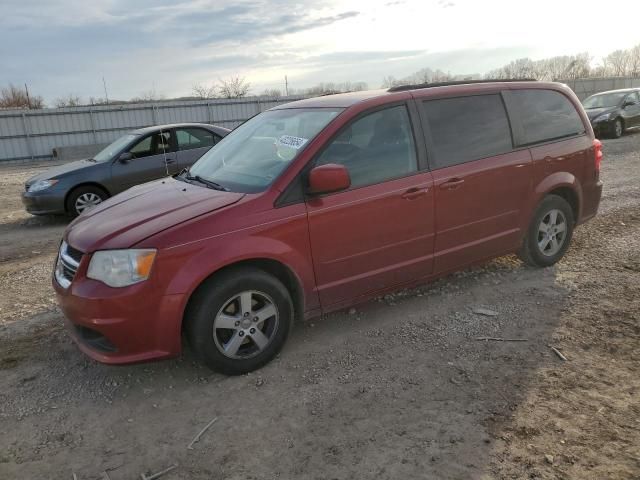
(181, 257), (305, 335)
(532, 172), (583, 225)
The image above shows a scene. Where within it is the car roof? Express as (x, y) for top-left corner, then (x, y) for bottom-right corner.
(587, 88), (640, 97)
(131, 123), (230, 135)
(270, 80), (557, 110)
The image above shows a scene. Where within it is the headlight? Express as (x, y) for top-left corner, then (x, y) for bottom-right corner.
(87, 249), (157, 287)
(593, 113), (611, 123)
(28, 179), (58, 192)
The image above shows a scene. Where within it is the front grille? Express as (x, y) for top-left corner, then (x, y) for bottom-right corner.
(55, 241), (84, 288)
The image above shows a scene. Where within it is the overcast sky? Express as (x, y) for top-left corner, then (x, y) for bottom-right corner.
(2, 0), (640, 103)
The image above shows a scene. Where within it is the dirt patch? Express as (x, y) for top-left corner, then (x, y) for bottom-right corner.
(0, 136), (639, 479)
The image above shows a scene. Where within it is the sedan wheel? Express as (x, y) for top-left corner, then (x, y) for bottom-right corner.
(213, 290), (279, 359)
(75, 192), (103, 214)
(613, 118), (623, 138)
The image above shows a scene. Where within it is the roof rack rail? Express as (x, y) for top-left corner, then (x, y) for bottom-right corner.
(387, 78), (537, 93)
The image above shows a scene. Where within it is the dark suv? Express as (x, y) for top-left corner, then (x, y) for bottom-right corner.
(54, 80), (603, 374)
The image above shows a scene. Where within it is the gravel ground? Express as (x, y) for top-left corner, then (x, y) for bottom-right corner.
(0, 133), (639, 479)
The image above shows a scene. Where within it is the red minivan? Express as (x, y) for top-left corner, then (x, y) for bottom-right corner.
(53, 80), (603, 374)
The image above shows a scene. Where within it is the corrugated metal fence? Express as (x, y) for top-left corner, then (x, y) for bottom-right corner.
(0, 95), (306, 163)
(560, 77), (640, 100)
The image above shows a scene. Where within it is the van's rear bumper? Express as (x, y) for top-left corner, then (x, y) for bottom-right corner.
(579, 179), (603, 225)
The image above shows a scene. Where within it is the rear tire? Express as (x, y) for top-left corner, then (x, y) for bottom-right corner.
(518, 194), (574, 267)
(185, 267), (293, 375)
(66, 185), (108, 217)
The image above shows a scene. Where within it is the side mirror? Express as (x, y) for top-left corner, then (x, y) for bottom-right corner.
(623, 101), (636, 108)
(308, 163), (351, 195)
(118, 152), (133, 163)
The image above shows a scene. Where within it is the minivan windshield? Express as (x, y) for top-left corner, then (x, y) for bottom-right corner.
(92, 134), (137, 162)
(582, 92), (627, 109)
(188, 108), (343, 193)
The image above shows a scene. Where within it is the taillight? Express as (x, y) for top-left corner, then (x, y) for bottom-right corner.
(593, 138), (603, 172)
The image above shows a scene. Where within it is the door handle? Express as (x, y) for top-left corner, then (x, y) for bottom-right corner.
(401, 187), (428, 200)
(165, 158), (175, 164)
(440, 178), (464, 190)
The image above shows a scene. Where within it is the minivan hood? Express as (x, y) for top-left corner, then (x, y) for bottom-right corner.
(66, 178), (245, 252)
(584, 106), (617, 121)
(26, 159), (95, 184)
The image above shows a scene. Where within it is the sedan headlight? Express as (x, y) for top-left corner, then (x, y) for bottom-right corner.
(87, 249), (157, 287)
(593, 113), (611, 123)
(28, 179), (58, 192)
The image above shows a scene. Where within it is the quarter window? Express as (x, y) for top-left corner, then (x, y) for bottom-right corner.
(315, 105), (418, 189)
(176, 128), (218, 151)
(422, 94), (512, 169)
(510, 89), (585, 146)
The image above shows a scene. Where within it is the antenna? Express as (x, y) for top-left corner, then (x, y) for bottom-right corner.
(102, 77), (110, 104)
(158, 128), (170, 176)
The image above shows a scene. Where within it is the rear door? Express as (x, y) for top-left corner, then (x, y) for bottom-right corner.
(175, 127), (220, 170)
(418, 92), (532, 274)
(305, 103), (435, 309)
(110, 130), (177, 192)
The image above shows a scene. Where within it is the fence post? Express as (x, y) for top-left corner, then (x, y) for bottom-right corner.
(151, 104), (158, 125)
(88, 108), (98, 144)
(21, 112), (34, 162)
(208, 102), (215, 124)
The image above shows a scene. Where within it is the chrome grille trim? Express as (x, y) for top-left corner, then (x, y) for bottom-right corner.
(55, 241), (82, 288)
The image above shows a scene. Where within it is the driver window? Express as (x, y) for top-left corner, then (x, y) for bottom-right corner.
(315, 105), (418, 189)
(128, 132), (172, 159)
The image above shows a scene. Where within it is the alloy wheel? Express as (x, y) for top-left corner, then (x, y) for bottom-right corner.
(537, 208), (567, 257)
(75, 192), (103, 214)
(212, 290), (279, 359)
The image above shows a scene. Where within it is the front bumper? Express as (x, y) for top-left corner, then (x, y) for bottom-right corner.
(53, 256), (185, 365)
(21, 190), (66, 215)
(591, 120), (614, 138)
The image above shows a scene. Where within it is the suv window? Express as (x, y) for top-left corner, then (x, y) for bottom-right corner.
(510, 89), (585, 145)
(625, 92), (640, 105)
(315, 105), (417, 189)
(176, 128), (217, 151)
(422, 94), (512, 169)
(128, 131), (173, 159)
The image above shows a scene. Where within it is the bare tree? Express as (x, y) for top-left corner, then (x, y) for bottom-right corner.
(627, 44), (640, 77)
(217, 76), (251, 98)
(54, 94), (82, 108)
(604, 49), (630, 76)
(0, 83), (44, 109)
(261, 88), (282, 97)
(131, 89), (165, 102)
(192, 83), (218, 99)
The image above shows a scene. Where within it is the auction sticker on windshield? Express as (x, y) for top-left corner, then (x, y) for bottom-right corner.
(277, 135), (308, 149)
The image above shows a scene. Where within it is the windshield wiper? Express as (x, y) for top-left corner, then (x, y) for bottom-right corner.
(184, 172), (228, 191)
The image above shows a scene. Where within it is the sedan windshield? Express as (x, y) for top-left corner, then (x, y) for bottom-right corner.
(582, 92), (627, 109)
(188, 108), (343, 193)
(93, 134), (137, 162)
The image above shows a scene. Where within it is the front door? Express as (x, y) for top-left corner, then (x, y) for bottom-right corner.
(110, 130), (177, 192)
(305, 104), (435, 309)
(418, 93), (532, 274)
(622, 92), (640, 128)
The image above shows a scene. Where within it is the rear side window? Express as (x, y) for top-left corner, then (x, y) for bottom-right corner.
(510, 89), (585, 146)
(176, 128), (217, 151)
(422, 94), (512, 169)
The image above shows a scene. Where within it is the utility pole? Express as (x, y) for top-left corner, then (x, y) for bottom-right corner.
(284, 75), (289, 96)
(102, 76), (110, 104)
(24, 83), (31, 109)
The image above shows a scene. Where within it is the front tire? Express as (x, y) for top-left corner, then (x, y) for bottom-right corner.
(185, 267), (293, 375)
(519, 194), (574, 267)
(66, 185), (108, 217)
(611, 118), (623, 139)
